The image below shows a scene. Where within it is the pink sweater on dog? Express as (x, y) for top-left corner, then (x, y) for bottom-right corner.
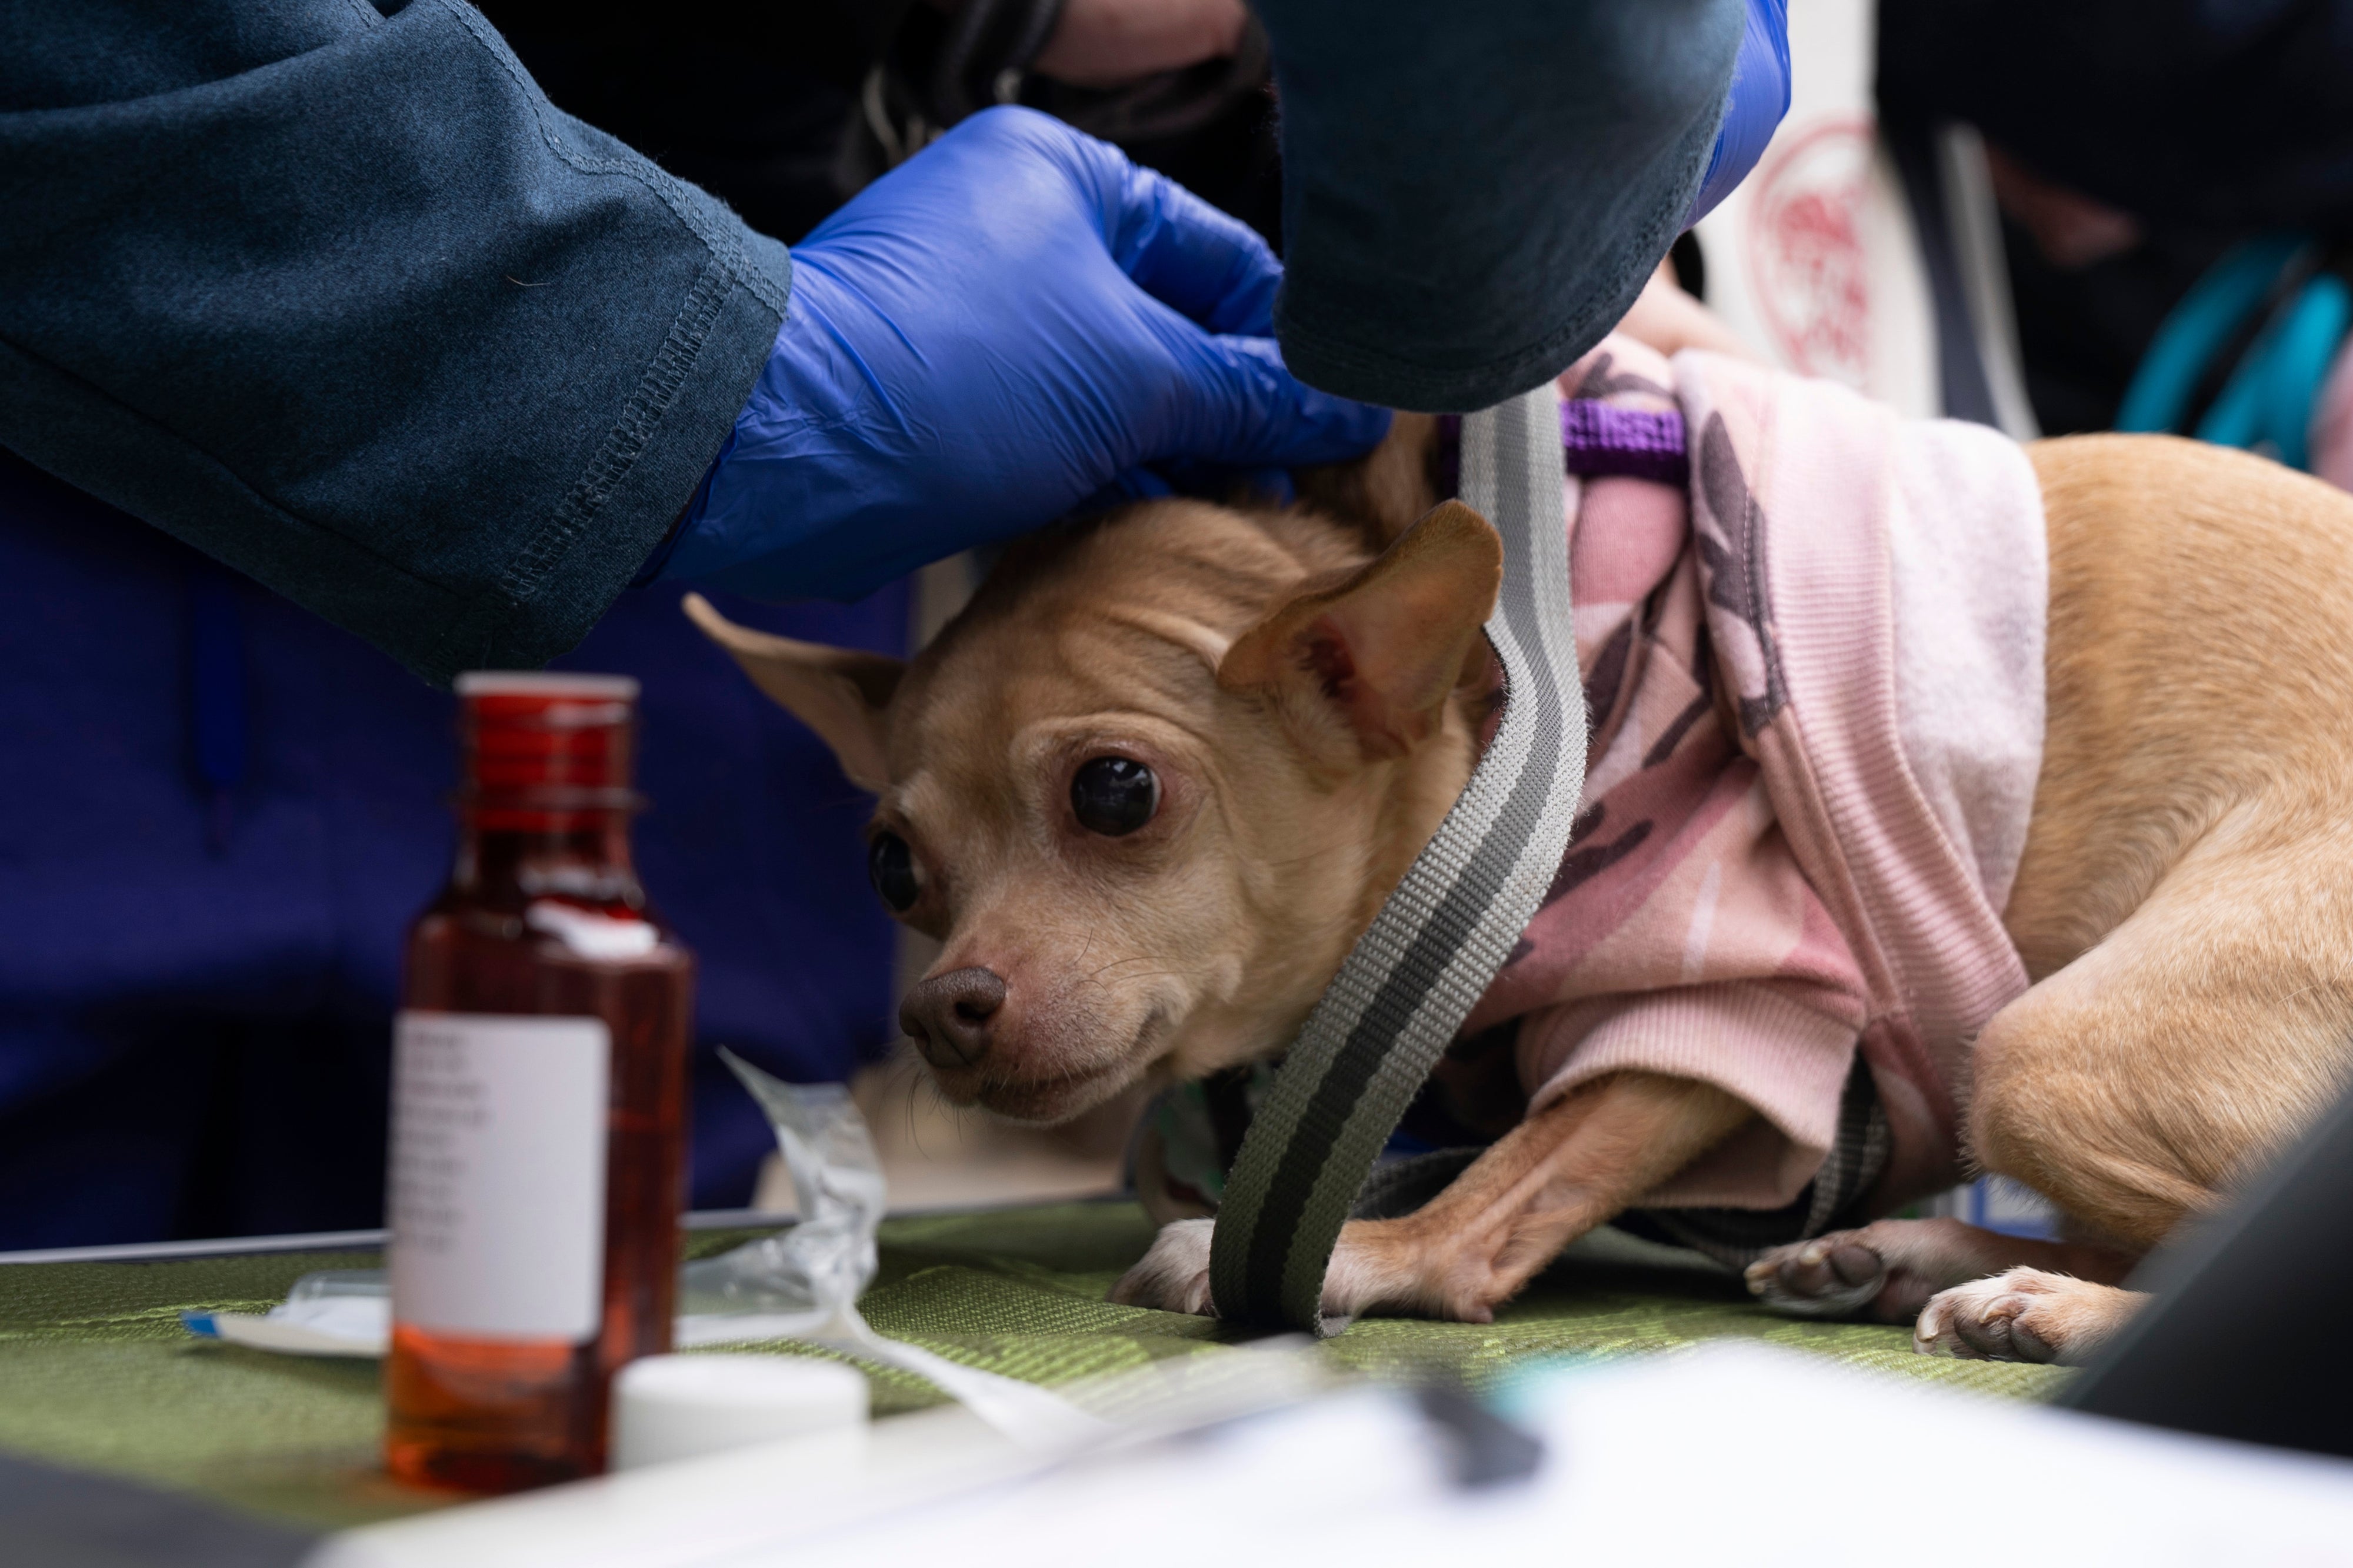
(1466, 335), (2047, 1215)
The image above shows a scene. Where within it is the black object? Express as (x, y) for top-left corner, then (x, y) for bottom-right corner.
(1880, 120), (2004, 432)
(488, 0), (1285, 249)
(1412, 1380), (1547, 1489)
(1874, 0), (2353, 438)
(1995, 221), (2240, 436)
(1877, 0), (2353, 236)
(1668, 231), (1708, 303)
(2063, 1079), (2353, 1458)
(1069, 756), (1159, 836)
(868, 832), (919, 912)
(941, 16), (1284, 246)
(1879, 104), (2241, 439)
(0, 1450), (316, 1568)
(926, 0), (1066, 125)
(480, 0), (891, 244)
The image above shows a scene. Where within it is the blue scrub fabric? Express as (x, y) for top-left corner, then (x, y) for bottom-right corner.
(0, 450), (904, 1249)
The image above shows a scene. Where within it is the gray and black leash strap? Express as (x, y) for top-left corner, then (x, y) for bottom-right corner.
(1207, 387), (1587, 1335)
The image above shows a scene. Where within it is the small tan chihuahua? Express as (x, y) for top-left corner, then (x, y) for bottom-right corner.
(688, 341), (2353, 1365)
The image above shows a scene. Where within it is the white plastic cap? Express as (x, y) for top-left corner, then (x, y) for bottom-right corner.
(611, 1354), (869, 1471)
(452, 671), (640, 700)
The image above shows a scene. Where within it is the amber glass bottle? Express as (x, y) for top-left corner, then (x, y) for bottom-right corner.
(385, 673), (694, 1493)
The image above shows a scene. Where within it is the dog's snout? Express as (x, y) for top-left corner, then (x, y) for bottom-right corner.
(900, 966), (1006, 1069)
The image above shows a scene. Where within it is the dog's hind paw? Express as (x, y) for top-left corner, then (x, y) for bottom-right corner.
(1745, 1217), (2037, 1323)
(1745, 1230), (1892, 1318)
(1914, 1267), (2143, 1365)
(1108, 1218), (1217, 1316)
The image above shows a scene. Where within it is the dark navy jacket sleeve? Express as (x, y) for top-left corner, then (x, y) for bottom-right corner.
(0, 0), (794, 686)
(1257, 0), (1743, 413)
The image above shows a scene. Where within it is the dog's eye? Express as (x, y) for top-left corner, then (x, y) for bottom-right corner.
(1071, 756), (1158, 836)
(868, 832), (920, 912)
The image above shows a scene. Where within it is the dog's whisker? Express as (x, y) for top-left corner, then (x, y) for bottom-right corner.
(1078, 953), (1174, 985)
(904, 1062), (938, 1162)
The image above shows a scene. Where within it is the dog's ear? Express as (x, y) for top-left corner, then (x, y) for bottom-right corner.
(682, 592), (902, 790)
(1218, 501), (1501, 763)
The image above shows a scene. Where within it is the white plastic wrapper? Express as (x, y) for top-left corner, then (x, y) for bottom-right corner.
(681, 1053), (1106, 1448)
(185, 1050), (1104, 1450)
(673, 1052), (886, 1344)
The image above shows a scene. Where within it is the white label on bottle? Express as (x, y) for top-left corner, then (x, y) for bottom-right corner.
(389, 1012), (610, 1341)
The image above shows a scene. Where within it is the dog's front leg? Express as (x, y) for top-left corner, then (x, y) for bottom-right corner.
(1111, 1072), (1747, 1322)
(1320, 1073), (1749, 1321)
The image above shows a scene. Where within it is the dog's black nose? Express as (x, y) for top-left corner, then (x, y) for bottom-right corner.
(900, 967), (1005, 1069)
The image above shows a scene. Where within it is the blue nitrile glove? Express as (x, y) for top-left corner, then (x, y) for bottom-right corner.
(1687, 0), (1791, 228)
(661, 106), (1391, 601)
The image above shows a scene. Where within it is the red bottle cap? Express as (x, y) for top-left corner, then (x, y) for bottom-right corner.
(454, 672), (641, 828)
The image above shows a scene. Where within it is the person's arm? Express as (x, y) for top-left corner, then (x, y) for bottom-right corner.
(1616, 263), (1765, 363)
(2, 2), (1379, 685)
(1257, 0), (1784, 413)
(3, 0), (787, 686)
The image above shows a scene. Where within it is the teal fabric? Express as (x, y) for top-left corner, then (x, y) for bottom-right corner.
(2195, 275), (2352, 469)
(2115, 236), (2305, 436)
(2115, 235), (2353, 475)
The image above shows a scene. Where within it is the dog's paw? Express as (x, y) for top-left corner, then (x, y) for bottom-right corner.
(1319, 1219), (1510, 1324)
(1108, 1218), (1217, 1316)
(1745, 1217), (2032, 1323)
(1914, 1267), (2142, 1364)
(1745, 1230), (1893, 1319)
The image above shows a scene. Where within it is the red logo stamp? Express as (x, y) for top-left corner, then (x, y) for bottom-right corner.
(1744, 116), (1875, 387)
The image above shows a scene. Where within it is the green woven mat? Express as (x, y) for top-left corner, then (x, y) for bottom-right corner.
(0, 1202), (2065, 1533)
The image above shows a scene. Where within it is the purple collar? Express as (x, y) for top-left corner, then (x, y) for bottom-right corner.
(1437, 401), (1689, 494)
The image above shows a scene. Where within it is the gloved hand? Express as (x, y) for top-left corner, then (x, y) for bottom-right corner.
(660, 106), (1390, 602)
(1687, 0), (1791, 228)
